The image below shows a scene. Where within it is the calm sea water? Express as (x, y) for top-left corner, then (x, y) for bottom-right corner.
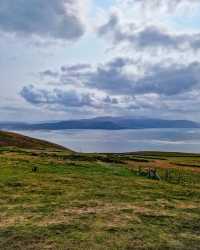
(14, 128), (200, 153)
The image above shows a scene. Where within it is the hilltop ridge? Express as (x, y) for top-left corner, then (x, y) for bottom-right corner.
(0, 130), (71, 151)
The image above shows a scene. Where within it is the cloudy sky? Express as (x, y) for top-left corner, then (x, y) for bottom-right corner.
(1, 0), (200, 122)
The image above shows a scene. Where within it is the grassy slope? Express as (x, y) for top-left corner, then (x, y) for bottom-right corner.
(0, 132), (200, 250)
(0, 130), (71, 152)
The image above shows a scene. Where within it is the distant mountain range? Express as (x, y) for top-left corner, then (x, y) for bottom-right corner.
(0, 116), (200, 130)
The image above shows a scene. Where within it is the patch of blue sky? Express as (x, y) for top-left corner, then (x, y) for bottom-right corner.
(95, 0), (114, 9)
(42, 34), (109, 67)
(169, 10), (200, 31)
(0, 31), (108, 100)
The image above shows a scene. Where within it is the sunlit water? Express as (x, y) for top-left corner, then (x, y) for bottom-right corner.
(14, 128), (200, 153)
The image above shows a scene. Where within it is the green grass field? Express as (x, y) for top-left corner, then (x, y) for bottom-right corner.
(0, 131), (200, 249)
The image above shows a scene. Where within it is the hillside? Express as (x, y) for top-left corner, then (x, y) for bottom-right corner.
(0, 133), (199, 249)
(0, 130), (70, 151)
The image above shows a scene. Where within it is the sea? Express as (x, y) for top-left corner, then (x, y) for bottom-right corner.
(14, 128), (200, 153)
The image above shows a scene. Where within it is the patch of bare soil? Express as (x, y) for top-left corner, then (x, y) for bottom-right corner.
(126, 159), (200, 173)
(154, 160), (200, 173)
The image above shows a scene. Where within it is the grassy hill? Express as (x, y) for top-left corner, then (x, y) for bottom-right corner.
(0, 130), (71, 151)
(0, 131), (200, 249)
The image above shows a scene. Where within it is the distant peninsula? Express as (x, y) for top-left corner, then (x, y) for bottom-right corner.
(0, 116), (200, 131)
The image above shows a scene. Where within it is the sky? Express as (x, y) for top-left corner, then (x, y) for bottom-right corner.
(1, 0), (200, 122)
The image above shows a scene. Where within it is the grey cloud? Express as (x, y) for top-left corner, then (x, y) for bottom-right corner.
(34, 57), (200, 96)
(103, 96), (119, 105)
(20, 85), (94, 108)
(60, 63), (92, 84)
(40, 70), (59, 79)
(20, 58), (200, 116)
(20, 83), (123, 112)
(20, 85), (51, 105)
(98, 15), (119, 37)
(132, 26), (183, 49)
(61, 63), (91, 72)
(20, 82), (200, 118)
(39, 64), (92, 85)
(0, 0), (85, 41)
(134, 62), (200, 95)
(98, 14), (200, 51)
(88, 59), (200, 96)
(98, 15), (125, 44)
(88, 58), (133, 94)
